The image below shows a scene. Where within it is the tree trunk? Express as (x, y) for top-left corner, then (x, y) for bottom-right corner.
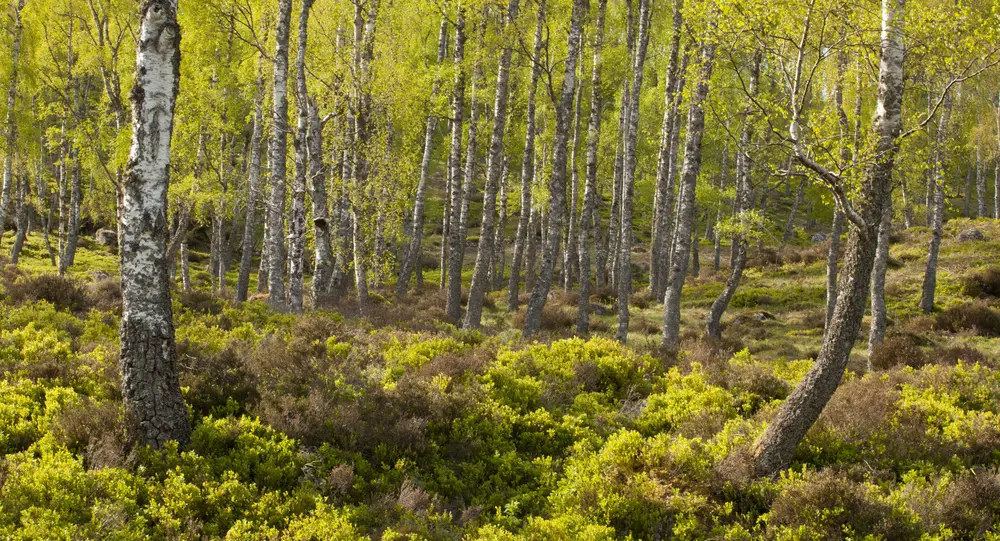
(508, 0), (545, 311)
(650, 0), (684, 298)
(752, 0), (905, 478)
(919, 94), (951, 314)
(0, 0), (25, 246)
(522, 0), (587, 336)
(257, 216), (269, 293)
(266, 0), (293, 310)
(180, 238), (192, 292)
(868, 202), (891, 360)
(656, 50), (691, 300)
(661, 40), (717, 353)
(308, 98), (334, 300)
(350, 0), (377, 315)
(60, 159), (82, 275)
(564, 63), (583, 290)
(444, 10), (468, 322)
(11, 174), (29, 263)
(465, 0), (521, 329)
(705, 52), (760, 341)
(120, 0), (190, 449)
(491, 156), (510, 292)
(576, 0), (608, 335)
(397, 19), (448, 298)
(236, 49), (267, 302)
(977, 147), (986, 218)
(615, 0), (652, 342)
(825, 210), (843, 329)
(287, 0), (314, 313)
(713, 143), (728, 272)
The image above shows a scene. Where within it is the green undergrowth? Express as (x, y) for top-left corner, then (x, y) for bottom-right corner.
(1, 224), (1000, 539)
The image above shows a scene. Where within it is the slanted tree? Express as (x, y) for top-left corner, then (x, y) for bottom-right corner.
(752, 0), (905, 477)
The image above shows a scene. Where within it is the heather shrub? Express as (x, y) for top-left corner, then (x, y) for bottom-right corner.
(870, 335), (927, 370)
(933, 301), (1000, 336)
(961, 265), (1000, 298)
(767, 469), (919, 540)
(2, 271), (88, 312)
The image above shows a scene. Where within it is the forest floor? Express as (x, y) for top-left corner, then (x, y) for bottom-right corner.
(0, 219), (999, 539)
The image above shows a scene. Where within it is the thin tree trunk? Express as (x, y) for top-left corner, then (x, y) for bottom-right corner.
(120, 0), (190, 449)
(704, 54), (759, 340)
(236, 49), (267, 302)
(657, 50), (691, 300)
(491, 156), (510, 292)
(752, 0), (905, 478)
(868, 202), (891, 359)
(508, 0), (545, 311)
(180, 238), (192, 292)
(713, 143), (728, 272)
(444, 10), (468, 322)
(615, 0), (652, 342)
(522, 0), (586, 336)
(919, 94), (951, 314)
(977, 147), (986, 218)
(576, 0), (607, 335)
(288, 0), (314, 313)
(465, 0), (521, 329)
(266, 0), (294, 310)
(308, 98), (334, 299)
(397, 19), (448, 298)
(661, 40), (717, 353)
(564, 62), (583, 290)
(0, 0), (26, 246)
(11, 174), (29, 263)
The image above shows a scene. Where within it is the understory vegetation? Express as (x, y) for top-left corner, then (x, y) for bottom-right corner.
(2, 221), (1000, 540)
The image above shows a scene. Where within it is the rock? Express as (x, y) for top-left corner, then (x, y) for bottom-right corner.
(733, 311), (777, 325)
(95, 228), (118, 249)
(90, 271), (111, 282)
(811, 233), (828, 243)
(958, 228), (985, 242)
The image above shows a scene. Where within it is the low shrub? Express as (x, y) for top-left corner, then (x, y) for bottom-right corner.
(3, 271), (88, 312)
(933, 301), (1000, 337)
(870, 336), (927, 370)
(961, 265), (1000, 298)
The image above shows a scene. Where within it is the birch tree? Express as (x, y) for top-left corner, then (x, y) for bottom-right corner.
(119, 0), (190, 448)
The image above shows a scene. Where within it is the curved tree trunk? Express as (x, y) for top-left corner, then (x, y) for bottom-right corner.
(120, 0), (190, 449)
(397, 20), (449, 298)
(465, 0), (522, 330)
(706, 52), (760, 340)
(507, 0), (545, 311)
(661, 41), (717, 353)
(266, 0), (294, 310)
(752, 0), (905, 478)
(522, 0), (587, 336)
(976, 147), (985, 218)
(576, 0), (608, 335)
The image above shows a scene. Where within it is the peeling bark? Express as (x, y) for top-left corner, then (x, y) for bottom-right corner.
(120, 0), (190, 449)
(266, 0), (294, 310)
